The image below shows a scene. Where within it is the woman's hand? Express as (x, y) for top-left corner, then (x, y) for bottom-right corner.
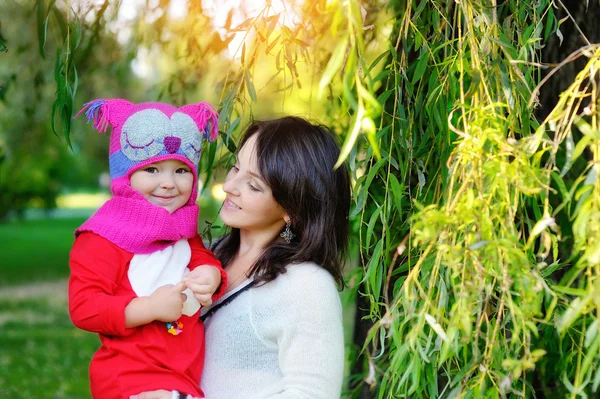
(130, 389), (171, 399)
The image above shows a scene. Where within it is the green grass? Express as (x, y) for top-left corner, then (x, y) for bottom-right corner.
(0, 217), (86, 286)
(0, 296), (98, 398)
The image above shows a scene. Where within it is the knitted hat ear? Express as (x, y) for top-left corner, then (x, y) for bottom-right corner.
(75, 99), (135, 133)
(179, 102), (219, 142)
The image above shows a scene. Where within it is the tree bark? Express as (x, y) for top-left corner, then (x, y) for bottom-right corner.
(537, 0), (600, 120)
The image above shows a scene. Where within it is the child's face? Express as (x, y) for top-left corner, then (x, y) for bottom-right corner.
(130, 159), (194, 213)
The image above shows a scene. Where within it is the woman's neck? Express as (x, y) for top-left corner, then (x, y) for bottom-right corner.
(222, 228), (279, 292)
(237, 227), (279, 259)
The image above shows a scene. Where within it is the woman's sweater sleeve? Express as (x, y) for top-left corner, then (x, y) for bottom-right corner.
(68, 232), (137, 336)
(255, 265), (345, 399)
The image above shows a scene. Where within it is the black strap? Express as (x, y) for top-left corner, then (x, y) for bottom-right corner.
(200, 280), (257, 322)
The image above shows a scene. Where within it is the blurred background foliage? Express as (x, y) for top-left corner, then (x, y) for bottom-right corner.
(1, 0), (600, 398)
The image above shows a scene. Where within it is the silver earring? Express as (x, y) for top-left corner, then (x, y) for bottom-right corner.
(280, 221), (296, 244)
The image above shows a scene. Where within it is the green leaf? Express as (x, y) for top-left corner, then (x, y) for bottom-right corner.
(203, 140), (218, 187)
(580, 334), (600, 380)
(265, 34), (280, 54)
(424, 313), (449, 342)
(342, 69), (358, 111)
(318, 35), (348, 96)
(376, 89), (394, 105)
(574, 164), (599, 216)
(411, 52), (429, 85)
(69, 12), (83, 53)
(220, 130), (237, 154)
(266, 14), (279, 40)
(550, 171), (569, 200)
(562, 133), (590, 177)
(225, 116), (241, 135)
(365, 238), (384, 299)
(544, 7), (556, 40)
(367, 50), (390, 75)
(50, 98), (60, 137)
(357, 83), (381, 115)
(203, 138), (217, 173)
(335, 105), (364, 169)
(363, 117), (381, 160)
(388, 42), (398, 61)
(51, 5), (67, 42)
(350, 155), (387, 217)
(585, 321), (598, 348)
(575, 117), (600, 139)
(71, 63), (78, 104)
(373, 69), (391, 84)
(245, 73), (257, 102)
(561, 130), (575, 177)
(557, 294), (593, 335)
(593, 366), (600, 391)
(36, 0), (47, 58)
(365, 205), (383, 250)
(388, 173), (404, 212)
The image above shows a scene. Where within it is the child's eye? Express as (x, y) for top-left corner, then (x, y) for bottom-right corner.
(176, 168), (190, 174)
(232, 165), (240, 173)
(145, 167), (158, 173)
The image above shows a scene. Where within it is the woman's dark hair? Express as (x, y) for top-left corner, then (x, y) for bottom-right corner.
(214, 116), (351, 288)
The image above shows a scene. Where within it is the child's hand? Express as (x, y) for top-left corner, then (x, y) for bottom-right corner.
(149, 282), (187, 322)
(184, 265), (222, 307)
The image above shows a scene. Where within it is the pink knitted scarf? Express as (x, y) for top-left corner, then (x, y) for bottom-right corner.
(76, 186), (199, 254)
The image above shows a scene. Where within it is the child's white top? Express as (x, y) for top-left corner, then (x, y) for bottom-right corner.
(200, 262), (345, 399)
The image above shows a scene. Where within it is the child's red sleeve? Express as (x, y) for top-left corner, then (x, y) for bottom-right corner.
(188, 234), (227, 300)
(68, 232), (137, 337)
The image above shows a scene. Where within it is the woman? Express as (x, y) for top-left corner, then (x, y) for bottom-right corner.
(133, 116), (351, 399)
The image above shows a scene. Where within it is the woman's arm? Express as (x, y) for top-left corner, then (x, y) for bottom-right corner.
(258, 265), (345, 398)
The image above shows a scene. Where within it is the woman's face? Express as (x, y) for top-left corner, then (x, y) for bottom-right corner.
(220, 134), (287, 234)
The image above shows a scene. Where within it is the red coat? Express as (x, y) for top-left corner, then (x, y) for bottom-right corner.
(69, 232), (225, 399)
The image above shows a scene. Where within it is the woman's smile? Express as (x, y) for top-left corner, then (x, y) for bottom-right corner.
(223, 198), (242, 210)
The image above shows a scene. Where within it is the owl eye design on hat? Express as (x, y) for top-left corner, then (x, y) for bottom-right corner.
(120, 109), (203, 164)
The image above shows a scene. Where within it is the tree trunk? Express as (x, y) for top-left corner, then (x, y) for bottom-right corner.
(537, 0), (600, 120)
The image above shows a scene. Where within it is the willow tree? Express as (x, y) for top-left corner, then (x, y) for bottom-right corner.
(337, 1), (600, 398)
(40, 0), (600, 397)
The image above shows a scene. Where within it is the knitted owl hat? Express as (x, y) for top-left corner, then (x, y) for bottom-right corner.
(74, 99), (219, 254)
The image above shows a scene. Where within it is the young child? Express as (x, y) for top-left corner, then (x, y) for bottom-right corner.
(68, 99), (227, 399)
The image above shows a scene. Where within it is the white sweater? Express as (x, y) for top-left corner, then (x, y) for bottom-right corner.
(199, 262), (345, 399)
